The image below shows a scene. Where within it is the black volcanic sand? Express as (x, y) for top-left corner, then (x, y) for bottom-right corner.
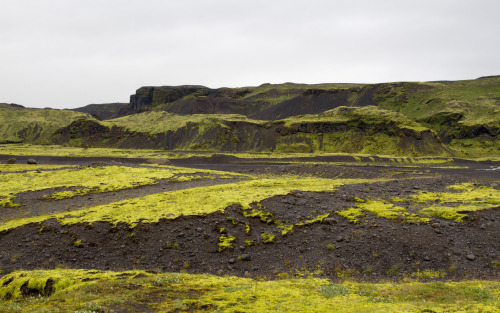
(0, 155), (499, 281)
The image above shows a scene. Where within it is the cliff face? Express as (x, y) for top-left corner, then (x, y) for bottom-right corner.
(120, 84), (369, 119)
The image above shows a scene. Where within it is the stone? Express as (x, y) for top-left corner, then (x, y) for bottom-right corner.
(7, 158), (16, 164)
(241, 254), (252, 261)
(282, 198), (296, 205)
(27, 158), (37, 164)
(322, 218), (337, 225)
(228, 258), (235, 264)
(466, 254), (476, 261)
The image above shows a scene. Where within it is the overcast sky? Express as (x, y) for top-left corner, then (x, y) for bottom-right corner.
(1, 0), (499, 109)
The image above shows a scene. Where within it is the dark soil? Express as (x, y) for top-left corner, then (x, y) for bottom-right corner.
(0, 155), (499, 281)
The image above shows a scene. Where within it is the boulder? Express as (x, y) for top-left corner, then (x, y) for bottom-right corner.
(27, 158), (37, 164)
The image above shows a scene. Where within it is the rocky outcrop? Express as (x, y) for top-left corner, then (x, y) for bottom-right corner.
(120, 85), (367, 119)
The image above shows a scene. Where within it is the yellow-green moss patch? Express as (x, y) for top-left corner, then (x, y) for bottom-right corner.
(0, 177), (370, 231)
(218, 234), (236, 252)
(0, 164), (78, 173)
(0, 269), (498, 313)
(412, 185), (500, 204)
(336, 208), (365, 224)
(0, 164), (245, 207)
(420, 204), (494, 222)
(356, 199), (430, 223)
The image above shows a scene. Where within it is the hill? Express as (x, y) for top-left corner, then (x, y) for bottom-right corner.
(0, 107), (91, 144)
(71, 102), (128, 120)
(1, 76), (499, 157)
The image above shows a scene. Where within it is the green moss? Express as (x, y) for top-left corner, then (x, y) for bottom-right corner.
(261, 232), (275, 243)
(336, 208), (365, 224)
(409, 269), (446, 279)
(165, 243), (179, 249)
(336, 200), (430, 224)
(357, 200), (408, 220)
(295, 213), (330, 226)
(412, 186), (500, 204)
(0, 164), (245, 208)
(1, 177), (369, 232)
(102, 111), (265, 135)
(420, 204), (493, 222)
(0, 164), (78, 173)
(279, 224), (294, 236)
(218, 234), (236, 252)
(0, 269), (498, 312)
(0, 108), (92, 144)
(392, 183), (500, 222)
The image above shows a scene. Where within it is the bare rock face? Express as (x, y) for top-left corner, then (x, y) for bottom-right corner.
(7, 158), (16, 164)
(27, 158), (37, 164)
(126, 85), (210, 115)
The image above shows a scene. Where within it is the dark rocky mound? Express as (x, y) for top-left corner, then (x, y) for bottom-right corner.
(72, 103), (128, 120)
(0, 103), (24, 109)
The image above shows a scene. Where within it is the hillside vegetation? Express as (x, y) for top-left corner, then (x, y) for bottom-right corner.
(0, 107), (91, 144)
(2, 76), (499, 157)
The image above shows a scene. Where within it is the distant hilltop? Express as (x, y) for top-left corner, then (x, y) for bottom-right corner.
(1, 76), (498, 157)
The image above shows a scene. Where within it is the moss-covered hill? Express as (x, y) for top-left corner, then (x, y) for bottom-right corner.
(0, 107), (91, 145)
(2, 76), (499, 157)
